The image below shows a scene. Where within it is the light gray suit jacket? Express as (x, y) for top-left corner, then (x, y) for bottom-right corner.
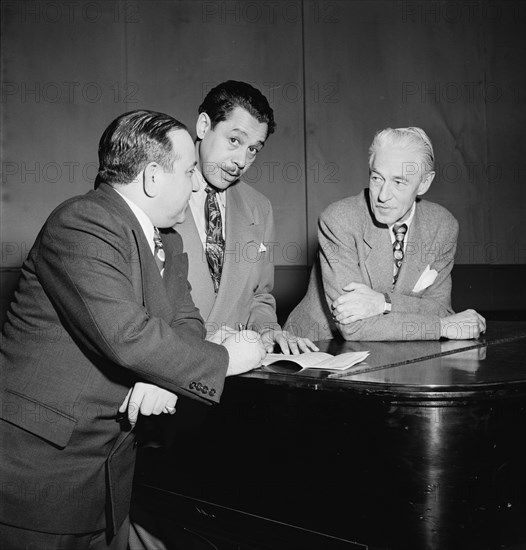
(285, 189), (458, 341)
(177, 181), (280, 335)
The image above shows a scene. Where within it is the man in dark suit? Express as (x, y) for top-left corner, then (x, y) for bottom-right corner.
(286, 127), (486, 341)
(0, 110), (265, 549)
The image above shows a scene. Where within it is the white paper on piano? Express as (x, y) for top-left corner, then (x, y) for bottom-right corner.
(260, 351), (370, 374)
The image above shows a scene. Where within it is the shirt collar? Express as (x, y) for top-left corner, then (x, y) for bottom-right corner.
(192, 167), (227, 208)
(389, 201), (416, 232)
(114, 188), (156, 254)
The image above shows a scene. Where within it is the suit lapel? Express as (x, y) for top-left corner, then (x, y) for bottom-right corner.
(161, 230), (182, 306)
(362, 197), (394, 293)
(135, 229), (175, 322)
(219, 184), (256, 287)
(394, 202), (428, 293)
(208, 184), (256, 323)
(177, 209), (216, 320)
(95, 183), (174, 322)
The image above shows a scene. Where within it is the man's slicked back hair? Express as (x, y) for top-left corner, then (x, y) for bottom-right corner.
(198, 80), (276, 137)
(98, 109), (187, 185)
(369, 127), (435, 173)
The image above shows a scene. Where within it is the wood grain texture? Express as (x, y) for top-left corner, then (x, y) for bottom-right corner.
(1, 1), (524, 270)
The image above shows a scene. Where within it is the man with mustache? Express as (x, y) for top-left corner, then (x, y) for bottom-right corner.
(286, 127), (486, 341)
(178, 80), (316, 353)
(128, 81), (315, 550)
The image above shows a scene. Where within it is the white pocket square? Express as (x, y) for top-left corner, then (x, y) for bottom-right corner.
(258, 242), (267, 253)
(412, 265), (438, 293)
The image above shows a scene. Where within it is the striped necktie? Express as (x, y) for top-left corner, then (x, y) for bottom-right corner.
(153, 228), (165, 276)
(392, 223), (407, 286)
(204, 187), (225, 293)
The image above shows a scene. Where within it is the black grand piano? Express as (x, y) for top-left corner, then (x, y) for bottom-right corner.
(132, 322), (526, 550)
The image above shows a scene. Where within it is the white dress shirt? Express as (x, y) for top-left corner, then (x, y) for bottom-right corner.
(114, 188), (156, 254)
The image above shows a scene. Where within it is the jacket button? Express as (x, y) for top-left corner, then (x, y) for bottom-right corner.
(196, 382), (203, 391)
(202, 386), (208, 394)
(189, 382), (196, 389)
(209, 389), (216, 397)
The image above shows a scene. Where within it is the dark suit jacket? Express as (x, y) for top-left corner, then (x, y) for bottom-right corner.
(0, 182), (228, 534)
(177, 180), (280, 334)
(285, 189), (458, 341)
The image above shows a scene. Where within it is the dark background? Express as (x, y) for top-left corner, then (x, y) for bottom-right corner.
(1, 0), (525, 325)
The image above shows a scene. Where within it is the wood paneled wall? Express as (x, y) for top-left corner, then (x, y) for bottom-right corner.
(1, 1), (525, 274)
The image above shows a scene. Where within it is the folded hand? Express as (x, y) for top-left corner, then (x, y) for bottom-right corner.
(332, 282), (384, 323)
(440, 309), (486, 340)
(118, 382), (178, 427)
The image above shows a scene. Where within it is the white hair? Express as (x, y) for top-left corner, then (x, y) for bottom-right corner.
(368, 127), (435, 173)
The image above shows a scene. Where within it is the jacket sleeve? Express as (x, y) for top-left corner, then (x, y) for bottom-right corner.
(35, 199), (228, 403)
(318, 206), (458, 341)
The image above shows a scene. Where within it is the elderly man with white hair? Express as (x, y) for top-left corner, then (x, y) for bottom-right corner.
(286, 126), (486, 341)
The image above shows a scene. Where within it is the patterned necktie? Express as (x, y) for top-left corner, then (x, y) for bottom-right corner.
(392, 223), (408, 286)
(153, 227), (165, 276)
(205, 187), (225, 293)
